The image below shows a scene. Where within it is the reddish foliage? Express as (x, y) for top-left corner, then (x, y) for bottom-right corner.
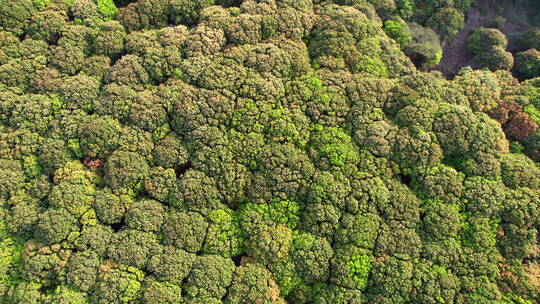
(490, 102), (538, 140)
(505, 112), (538, 140)
(490, 102), (518, 125)
(83, 157), (104, 169)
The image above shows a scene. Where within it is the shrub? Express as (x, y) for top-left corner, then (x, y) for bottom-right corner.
(514, 48), (540, 80)
(383, 19), (412, 49)
(473, 48), (514, 71)
(468, 27), (508, 55)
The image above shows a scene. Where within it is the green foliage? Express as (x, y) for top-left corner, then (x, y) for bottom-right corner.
(500, 153), (540, 189)
(95, 0), (117, 20)
(34, 208), (79, 244)
(202, 208), (243, 257)
(489, 16), (506, 30)
(291, 232), (333, 283)
(184, 254), (235, 299)
(520, 28), (540, 50)
(105, 150), (149, 193)
(225, 262), (286, 304)
(346, 254), (371, 290)
(0, 0), (36, 36)
(426, 8), (464, 42)
(0, 1), (539, 302)
(140, 279), (183, 304)
(92, 266), (143, 304)
(33, 0), (51, 9)
(514, 49), (540, 80)
(474, 48), (514, 71)
(383, 19), (412, 48)
(468, 27), (508, 55)
(22, 155), (41, 179)
(405, 23), (443, 69)
(239, 199), (300, 233)
(524, 104), (540, 125)
(309, 125), (359, 172)
(0, 219), (25, 293)
(396, 0), (414, 20)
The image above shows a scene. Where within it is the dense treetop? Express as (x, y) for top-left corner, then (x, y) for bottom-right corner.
(0, 0), (539, 303)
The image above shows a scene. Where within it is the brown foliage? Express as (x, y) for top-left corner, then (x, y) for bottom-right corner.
(490, 102), (538, 140)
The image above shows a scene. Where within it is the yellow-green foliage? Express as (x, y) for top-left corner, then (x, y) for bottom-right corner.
(95, 0), (117, 20)
(347, 254), (371, 290)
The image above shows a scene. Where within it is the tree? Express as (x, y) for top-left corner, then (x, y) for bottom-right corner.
(26, 5), (68, 43)
(152, 133), (189, 168)
(0, 0), (36, 36)
(163, 211), (208, 253)
(117, 0), (169, 32)
(144, 167), (178, 202)
(291, 232), (333, 283)
(514, 48), (540, 80)
(93, 21), (127, 58)
(107, 229), (161, 268)
(426, 8), (464, 42)
(104, 150), (150, 193)
(2, 0), (540, 301)
(309, 126), (359, 173)
(91, 265), (143, 304)
(147, 246), (195, 285)
(473, 48), (514, 71)
(9, 94), (54, 135)
(203, 208), (243, 257)
(169, 0), (216, 26)
(225, 261), (286, 304)
(365, 256), (414, 303)
(174, 169), (225, 212)
(246, 224), (292, 264)
(81, 55), (111, 80)
(60, 74), (100, 112)
(66, 250), (100, 292)
(125, 199), (165, 232)
(4, 281), (43, 304)
(93, 188), (133, 225)
(183, 25), (227, 58)
(453, 67), (502, 112)
(34, 208), (79, 245)
(414, 164), (464, 203)
(79, 115), (123, 158)
(383, 19), (412, 49)
(105, 54), (150, 89)
(468, 27), (508, 55)
(335, 211), (381, 249)
(329, 245), (372, 290)
(500, 153), (540, 189)
(404, 23), (442, 69)
(139, 278), (183, 304)
(520, 28), (540, 50)
(6, 192), (40, 238)
(421, 201), (461, 241)
(47, 285), (90, 304)
(70, 0), (101, 23)
(411, 263), (460, 304)
(96, 0), (118, 20)
(184, 254), (235, 299)
(247, 142), (315, 203)
(73, 224), (113, 256)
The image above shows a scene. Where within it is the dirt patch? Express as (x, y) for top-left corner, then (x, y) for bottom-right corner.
(436, 0), (537, 78)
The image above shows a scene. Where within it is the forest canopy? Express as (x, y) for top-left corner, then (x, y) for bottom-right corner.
(0, 0), (539, 303)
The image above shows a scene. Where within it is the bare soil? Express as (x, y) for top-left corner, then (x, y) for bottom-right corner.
(436, 0), (536, 78)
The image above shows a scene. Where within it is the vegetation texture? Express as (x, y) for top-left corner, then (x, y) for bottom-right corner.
(0, 0), (539, 303)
